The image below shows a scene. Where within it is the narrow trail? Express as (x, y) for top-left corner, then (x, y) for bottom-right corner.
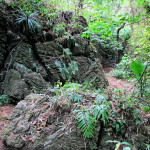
(0, 67), (134, 150)
(107, 76), (134, 92)
(0, 106), (14, 150)
(104, 67), (134, 92)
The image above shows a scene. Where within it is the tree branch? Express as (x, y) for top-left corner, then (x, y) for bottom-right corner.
(117, 22), (126, 41)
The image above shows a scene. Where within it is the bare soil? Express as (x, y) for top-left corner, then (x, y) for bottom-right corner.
(107, 76), (134, 92)
(104, 67), (134, 92)
(0, 105), (14, 150)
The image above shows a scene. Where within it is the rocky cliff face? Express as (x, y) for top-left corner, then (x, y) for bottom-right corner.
(0, 2), (109, 102)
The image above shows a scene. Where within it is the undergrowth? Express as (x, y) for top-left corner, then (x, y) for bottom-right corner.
(108, 54), (133, 80)
(109, 54), (150, 98)
(51, 81), (149, 150)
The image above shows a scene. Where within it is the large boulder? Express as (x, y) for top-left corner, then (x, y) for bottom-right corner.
(1, 86), (149, 150)
(3, 69), (29, 100)
(10, 42), (47, 78)
(0, 92), (98, 150)
(3, 67), (49, 100)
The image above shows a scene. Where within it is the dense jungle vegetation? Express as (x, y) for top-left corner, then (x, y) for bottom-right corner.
(0, 0), (150, 149)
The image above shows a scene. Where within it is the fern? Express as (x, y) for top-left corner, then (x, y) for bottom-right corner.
(74, 94), (110, 139)
(69, 61), (78, 75)
(91, 104), (108, 125)
(74, 108), (95, 138)
(91, 98), (109, 125)
(55, 60), (78, 81)
(63, 48), (72, 59)
(68, 93), (82, 103)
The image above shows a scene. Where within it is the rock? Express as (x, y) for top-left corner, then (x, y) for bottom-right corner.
(11, 42), (34, 69)
(44, 127), (87, 150)
(69, 16), (88, 35)
(23, 71), (48, 92)
(35, 41), (63, 82)
(0, 93), (96, 150)
(10, 42), (47, 78)
(45, 30), (57, 41)
(1, 86), (149, 150)
(61, 11), (73, 24)
(72, 34), (89, 55)
(3, 69), (29, 100)
(6, 134), (25, 149)
(77, 57), (108, 88)
(35, 40), (108, 88)
(0, 28), (7, 69)
(131, 133), (149, 150)
(77, 16), (88, 28)
(3, 67), (49, 100)
(0, 2), (109, 101)
(36, 41), (63, 58)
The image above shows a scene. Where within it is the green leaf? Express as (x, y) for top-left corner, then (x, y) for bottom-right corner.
(121, 142), (132, 148)
(130, 61), (145, 77)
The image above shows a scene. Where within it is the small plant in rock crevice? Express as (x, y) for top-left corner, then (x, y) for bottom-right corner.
(55, 48), (78, 82)
(53, 23), (66, 37)
(0, 95), (11, 106)
(68, 93), (82, 103)
(16, 11), (41, 35)
(55, 60), (78, 82)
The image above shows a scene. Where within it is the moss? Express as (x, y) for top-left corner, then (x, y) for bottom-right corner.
(0, 126), (11, 140)
(0, 116), (8, 121)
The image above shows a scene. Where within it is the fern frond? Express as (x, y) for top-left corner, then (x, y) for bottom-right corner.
(91, 103), (108, 125)
(74, 109), (95, 138)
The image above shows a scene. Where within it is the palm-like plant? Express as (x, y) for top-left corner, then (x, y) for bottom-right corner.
(16, 11), (41, 35)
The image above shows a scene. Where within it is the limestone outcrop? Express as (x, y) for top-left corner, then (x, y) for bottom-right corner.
(0, 2), (109, 101)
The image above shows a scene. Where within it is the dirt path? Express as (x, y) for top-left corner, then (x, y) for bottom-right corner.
(107, 76), (134, 92)
(0, 105), (14, 150)
(104, 67), (134, 92)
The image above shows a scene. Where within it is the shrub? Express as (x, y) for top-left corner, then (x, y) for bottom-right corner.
(110, 54), (133, 80)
